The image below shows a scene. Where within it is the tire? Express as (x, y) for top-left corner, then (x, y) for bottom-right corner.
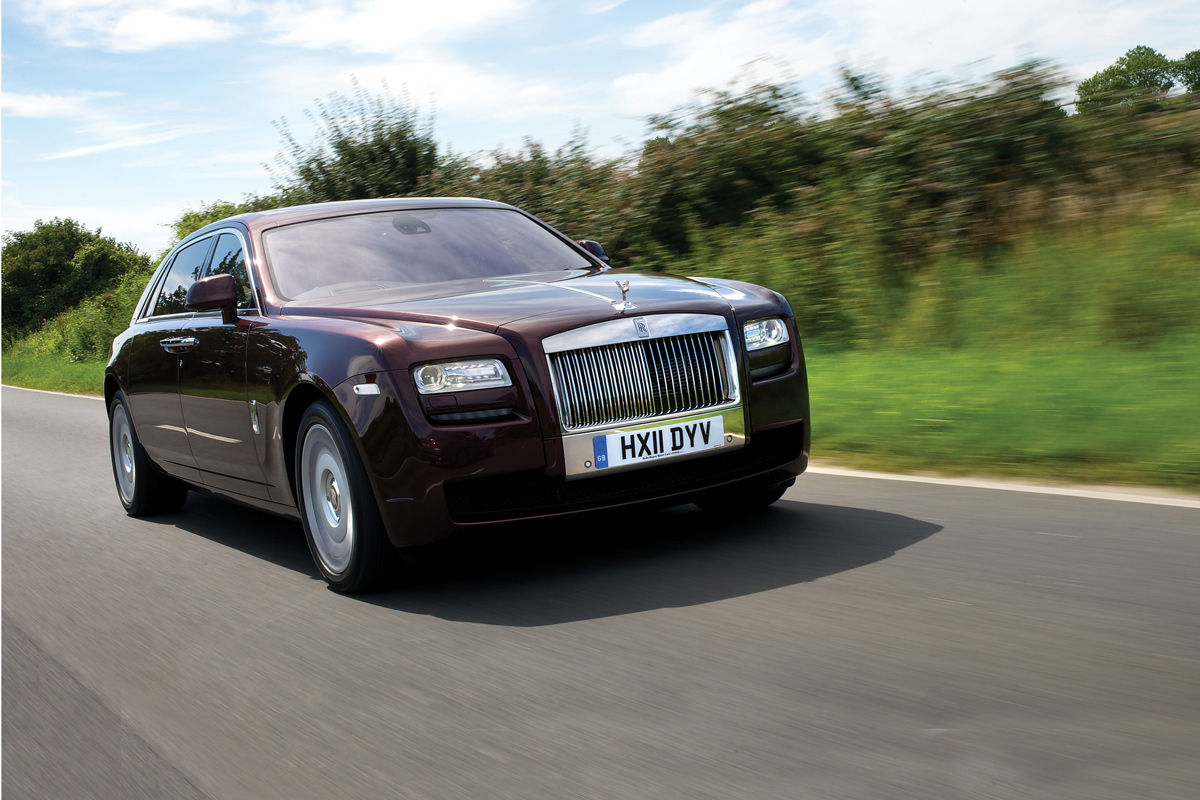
(109, 390), (190, 516)
(295, 400), (391, 593)
(694, 479), (791, 515)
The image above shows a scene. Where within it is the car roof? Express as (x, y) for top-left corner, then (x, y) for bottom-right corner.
(191, 197), (519, 241)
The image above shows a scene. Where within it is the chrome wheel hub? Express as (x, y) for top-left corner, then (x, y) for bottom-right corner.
(300, 422), (354, 576)
(321, 470), (341, 526)
(111, 404), (137, 504)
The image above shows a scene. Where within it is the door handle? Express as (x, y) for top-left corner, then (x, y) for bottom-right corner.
(160, 336), (199, 353)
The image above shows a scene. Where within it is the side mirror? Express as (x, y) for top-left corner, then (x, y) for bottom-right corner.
(578, 239), (610, 264)
(186, 274), (239, 325)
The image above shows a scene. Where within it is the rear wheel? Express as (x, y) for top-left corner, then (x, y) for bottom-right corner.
(295, 400), (391, 593)
(108, 390), (189, 516)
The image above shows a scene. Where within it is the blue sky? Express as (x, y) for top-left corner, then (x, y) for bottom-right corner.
(3, 0), (1197, 256)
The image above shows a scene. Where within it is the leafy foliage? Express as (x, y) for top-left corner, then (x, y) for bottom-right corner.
(1076, 45), (1195, 112)
(439, 130), (629, 256)
(1, 218), (152, 334)
(269, 79), (445, 204)
(15, 53), (1200, 362)
(170, 196), (285, 243)
(1176, 49), (1200, 93)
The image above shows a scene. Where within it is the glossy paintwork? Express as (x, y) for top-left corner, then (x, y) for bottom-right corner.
(106, 198), (810, 549)
(120, 316), (199, 481)
(178, 314), (270, 498)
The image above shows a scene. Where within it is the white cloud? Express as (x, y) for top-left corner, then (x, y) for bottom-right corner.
(810, 0), (1200, 88)
(613, 0), (828, 115)
(266, 0), (532, 54)
(16, 0), (242, 52)
(586, 0), (633, 14)
(15, 0), (532, 53)
(610, 0), (1200, 117)
(2, 90), (223, 160)
(1, 193), (190, 255)
(44, 124), (223, 160)
(1, 91), (121, 118)
(342, 59), (589, 120)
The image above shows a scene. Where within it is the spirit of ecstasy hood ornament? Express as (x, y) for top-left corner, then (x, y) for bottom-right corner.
(612, 279), (637, 313)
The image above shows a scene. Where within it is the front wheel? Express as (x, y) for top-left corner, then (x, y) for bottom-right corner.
(295, 400), (391, 593)
(108, 390), (189, 516)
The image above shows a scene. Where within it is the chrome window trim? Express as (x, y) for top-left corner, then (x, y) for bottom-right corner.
(203, 229), (263, 317)
(137, 234), (215, 323)
(542, 313), (728, 354)
(134, 227), (261, 324)
(130, 254), (171, 326)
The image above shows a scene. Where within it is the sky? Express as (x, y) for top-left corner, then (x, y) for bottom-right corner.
(2, 0), (1197, 256)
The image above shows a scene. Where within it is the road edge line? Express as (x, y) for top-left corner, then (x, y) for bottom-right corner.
(805, 465), (1200, 509)
(2, 384), (104, 400)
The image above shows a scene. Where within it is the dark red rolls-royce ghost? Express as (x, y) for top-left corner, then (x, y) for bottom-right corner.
(106, 198), (810, 592)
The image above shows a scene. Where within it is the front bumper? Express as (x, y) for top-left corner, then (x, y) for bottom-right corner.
(445, 419), (807, 523)
(343, 339), (810, 548)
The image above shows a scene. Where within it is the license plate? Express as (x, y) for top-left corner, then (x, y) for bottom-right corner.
(592, 415), (725, 469)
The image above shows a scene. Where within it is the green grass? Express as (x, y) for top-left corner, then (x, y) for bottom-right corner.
(2, 351), (105, 396)
(806, 342), (1200, 488)
(5, 341), (1197, 490)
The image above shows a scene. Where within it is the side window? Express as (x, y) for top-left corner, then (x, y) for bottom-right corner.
(153, 238), (213, 316)
(206, 233), (254, 310)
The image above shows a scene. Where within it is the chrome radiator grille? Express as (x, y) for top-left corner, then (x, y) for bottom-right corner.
(548, 331), (735, 431)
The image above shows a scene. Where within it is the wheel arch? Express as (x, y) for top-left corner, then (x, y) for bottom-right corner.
(280, 381), (331, 503)
(103, 373), (122, 412)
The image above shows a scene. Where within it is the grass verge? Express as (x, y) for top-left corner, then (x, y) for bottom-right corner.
(4, 342), (1197, 489)
(2, 352), (105, 396)
(807, 342), (1200, 488)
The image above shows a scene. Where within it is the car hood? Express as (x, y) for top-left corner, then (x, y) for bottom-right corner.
(279, 270), (735, 334)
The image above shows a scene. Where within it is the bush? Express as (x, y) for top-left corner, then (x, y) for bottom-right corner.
(2, 218), (152, 335)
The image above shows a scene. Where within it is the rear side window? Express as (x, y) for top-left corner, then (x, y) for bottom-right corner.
(206, 233), (254, 310)
(154, 237), (213, 316)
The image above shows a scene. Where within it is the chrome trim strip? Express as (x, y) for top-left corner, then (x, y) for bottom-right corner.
(484, 278), (616, 306)
(542, 313), (728, 354)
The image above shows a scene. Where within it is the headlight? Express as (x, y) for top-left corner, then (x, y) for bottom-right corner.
(743, 318), (791, 351)
(413, 359), (513, 394)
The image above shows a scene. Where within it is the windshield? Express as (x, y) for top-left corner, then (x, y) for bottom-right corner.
(262, 207), (594, 300)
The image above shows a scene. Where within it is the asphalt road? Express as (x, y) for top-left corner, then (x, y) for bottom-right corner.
(4, 385), (1199, 799)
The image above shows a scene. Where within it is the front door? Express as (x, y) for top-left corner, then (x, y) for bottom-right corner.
(177, 231), (271, 500)
(123, 235), (217, 483)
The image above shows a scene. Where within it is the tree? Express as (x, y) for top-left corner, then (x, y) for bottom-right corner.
(169, 196), (283, 244)
(1175, 49), (1200, 93)
(1, 218), (151, 334)
(622, 82), (822, 259)
(269, 79), (442, 203)
(1076, 46), (1176, 113)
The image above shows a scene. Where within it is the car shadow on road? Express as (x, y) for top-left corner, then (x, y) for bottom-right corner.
(164, 494), (940, 626)
(366, 500), (942, 626)
(163, 494), (322, 579)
